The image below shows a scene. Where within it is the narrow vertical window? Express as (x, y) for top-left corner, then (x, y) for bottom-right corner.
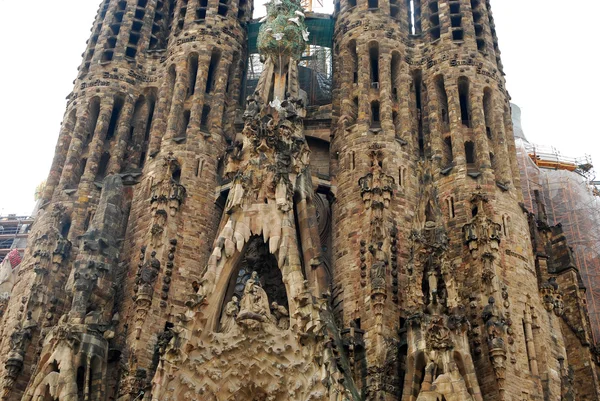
(413, 71), (425, 159)
(391, 52), (401, 100)
(458, 77), (470, 127)
(435, 75), (450, 130)
(449, 0), (464, 41)
(399, 167), (406, 188)
(200, 105), (211, 130)
(369, 43), (380, 87)
(175, 0), (188, 35)
(238, 0), (247, 19)
(96, 152), (111, 182)
(371, 101), (381, 127)
(218, 0), (230, 16)
(349, 41), (358, 84)
(390, 0), (400, 18)
(428, 1), (440, 40)
(465, 141), (476, 166)
(206, 49), (221, 93)
(483, 88), (493, 139)
(407, 0), (422, 35)
(443, 137), (453, 167)
(350, 151), (356, 170)
(188, 53), (199, 98)
(471, 0), (486, 51)
(196, 0), (208, 20)
(102, 0), (128, 61)
(447, 197), (455, 218)
(351, 97), (359, 125)
(368, 0), (378, 9)
(177, 110), (190, 141)
(105, 97), (124, 141)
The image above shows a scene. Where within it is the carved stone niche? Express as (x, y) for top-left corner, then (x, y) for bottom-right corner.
(217, 236), (290, 333)
(407, 314), (479, 401)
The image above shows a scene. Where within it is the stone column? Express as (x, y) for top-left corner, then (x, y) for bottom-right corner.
(164, 61), (190, 142)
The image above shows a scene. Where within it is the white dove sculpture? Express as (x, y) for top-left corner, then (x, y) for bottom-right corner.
(288, 16), (301, 26)
(295, 10), (305, 18)
(302, 30), (310, 42)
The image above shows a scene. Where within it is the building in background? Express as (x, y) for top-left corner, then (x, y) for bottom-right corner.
(514, 103), (600, 343)
(0, 1), (599, 400)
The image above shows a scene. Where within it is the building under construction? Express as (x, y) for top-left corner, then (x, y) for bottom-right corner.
(514, 103), (600, 342)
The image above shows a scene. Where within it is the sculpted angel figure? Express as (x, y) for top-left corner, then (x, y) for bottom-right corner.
(220, 296), (239, 333)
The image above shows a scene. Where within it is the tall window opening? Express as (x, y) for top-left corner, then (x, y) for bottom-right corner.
(483, 88), (493, 139)
(390, 0), (400, 18)
(106, 97), (124, 141)
(447, 197), (455, 218)
(368, 0), (378, 9)
(471, 0), (486, 51)
(391, 52), (401, 100)
(196, 0), (208, 20)
(96, 152), (111, 182)
(393, 111), (401, 137)
(176, 109), (190, 141)
(349, 40), (358, 84)
(126, 0), (147, 59)
(175, 0), (188, 35)
(458, 78), (470, 127)
(407, 0), (422, 35)
(200, 105), (211, 130)
(226, 52), (240, 97)
(435, 75), (450, 131)
(350, 97), (359, 125)
(188, 53), (199, 98)
(86, 98), (102, 145)
(465, 141), (476, 166)
(428, 0), (440, 40)
(102, 0), (128, 62)
(413, 71), (425, 159)
(369, 43), (380, 87)
(443, 136), (453, 167)
(348, 0), (357, 8)
(449, 0), (464, 41)
(218, 0), (230, 16)
(206, 49), (222, 93)
(238, 0), (247, 19)
(371, 101), (381, 127)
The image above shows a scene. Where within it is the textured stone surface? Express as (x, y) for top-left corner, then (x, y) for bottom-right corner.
(0, 0), (598, 400)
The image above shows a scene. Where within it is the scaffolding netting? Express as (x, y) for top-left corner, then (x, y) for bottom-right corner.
(245, 14), (334, 106)
(516, 139), (600, 342)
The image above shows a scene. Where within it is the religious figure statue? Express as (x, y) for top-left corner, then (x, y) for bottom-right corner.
(220, 296), (240, 333)
(271, 301), (290, 330)
(237, 271), (273, 323)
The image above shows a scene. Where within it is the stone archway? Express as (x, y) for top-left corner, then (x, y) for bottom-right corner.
(217, 235), (290, 332)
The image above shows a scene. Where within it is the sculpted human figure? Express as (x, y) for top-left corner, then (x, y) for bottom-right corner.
(238, 271), (272, 322)
(220, 296), (239, 334)
(271, 301), (290, 330)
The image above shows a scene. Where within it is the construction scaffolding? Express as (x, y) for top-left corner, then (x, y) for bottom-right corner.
(516, 139), (600, 342)
(0, 215), (33, 263)
(245, 13), (334, 106)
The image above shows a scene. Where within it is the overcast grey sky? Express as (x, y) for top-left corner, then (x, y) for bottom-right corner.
(0, 0), (598, 216)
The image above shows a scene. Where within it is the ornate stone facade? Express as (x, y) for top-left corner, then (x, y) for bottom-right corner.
(1, 0), (599, 400)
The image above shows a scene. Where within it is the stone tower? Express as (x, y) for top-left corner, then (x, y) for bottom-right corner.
(1, 0), (599, 400)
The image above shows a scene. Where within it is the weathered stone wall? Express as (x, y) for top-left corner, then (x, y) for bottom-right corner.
(1, 0), (599, 400)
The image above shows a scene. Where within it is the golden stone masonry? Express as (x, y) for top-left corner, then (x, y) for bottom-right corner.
(0, 0), (598, 400)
